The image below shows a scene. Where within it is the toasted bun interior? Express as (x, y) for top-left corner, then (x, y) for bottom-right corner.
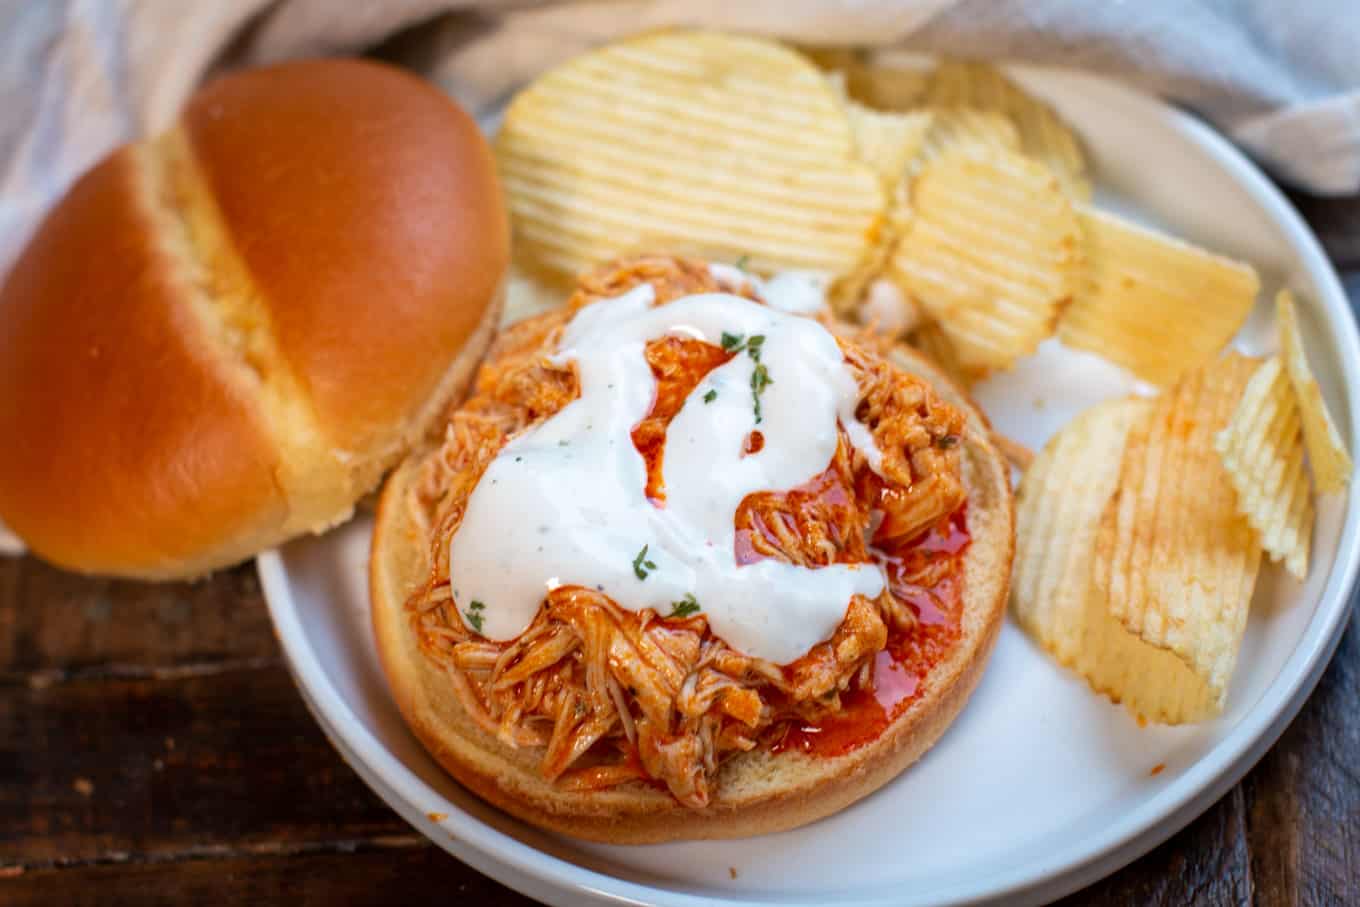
(0, 59), (508, 579)
(370, 345), (1013, 843)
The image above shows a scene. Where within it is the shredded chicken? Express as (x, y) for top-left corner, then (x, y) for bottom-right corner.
(407, 255), (967, 808)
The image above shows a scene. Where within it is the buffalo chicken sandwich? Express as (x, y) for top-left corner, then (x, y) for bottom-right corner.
(370, 255), (1013, 842)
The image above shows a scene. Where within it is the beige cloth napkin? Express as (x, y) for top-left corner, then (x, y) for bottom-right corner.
(3, 0), (1359, 556)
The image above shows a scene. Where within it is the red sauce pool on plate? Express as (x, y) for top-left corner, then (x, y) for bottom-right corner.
(773, 508), (970, 758)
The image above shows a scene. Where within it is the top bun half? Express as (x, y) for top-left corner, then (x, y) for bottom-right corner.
(0, 58), (508, 578)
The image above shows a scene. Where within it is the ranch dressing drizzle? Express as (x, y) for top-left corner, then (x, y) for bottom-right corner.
(708, 263), (828, 315)
(449, 283), (886, 664)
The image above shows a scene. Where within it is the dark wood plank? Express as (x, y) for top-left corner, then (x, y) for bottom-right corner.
(1286, 191), (1360, 271)
(1056, 786), (1252, 906)
(0, 662), (407, 864)
(0, 559), (275, 677)
(0, 843), (536, 907)
(1242, 605), (1360, 906)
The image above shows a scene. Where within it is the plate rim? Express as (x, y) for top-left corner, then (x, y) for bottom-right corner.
(257, 62), (1360, 907)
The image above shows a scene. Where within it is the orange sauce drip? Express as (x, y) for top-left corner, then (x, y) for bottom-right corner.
(630, 337), (733, 505)
(772, 507), (971, 758)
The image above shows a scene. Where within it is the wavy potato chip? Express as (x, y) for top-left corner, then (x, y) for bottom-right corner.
(903, 108), (1020, 182)
(924, 60), (1090, 199)
(497, 31), (884, 284)
(833, 61), (930, 111)
(1058, 206), (1259, 387)
(844, 101), (934, 185)
(1012, 397), (1220, 722)
(1094, 353), (1262, 717)
(800, 46), (868, 74)
(890, 147), (1080, 379)
(1215, 357), (1313, 579)
(1277, 290), (1352, 492)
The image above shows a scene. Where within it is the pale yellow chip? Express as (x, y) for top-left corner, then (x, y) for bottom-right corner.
(830, 94), (932, 312)
(1215, 357), (1313, 579)
(496, 31), (885, 284)
(1093, 352), (1263, 718)
(924, 60), (1090, 199)
(1057, 206), (1259, 387)
(844, 101), (934, 185)
(835, 62), (930, 111)
(1277, 290), (1352, 492)
(889, 147), (1080, 379)
(1012, 397), (1225, 723)
(903, 108), (1020, 182)
(799, 47), (868, 75)
(866, 109), (1021, 325)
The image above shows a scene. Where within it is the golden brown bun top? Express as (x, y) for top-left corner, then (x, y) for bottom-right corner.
(0, 148), (288, 572)
(183, 59), (508, 449)
(0, 58), (508, 578)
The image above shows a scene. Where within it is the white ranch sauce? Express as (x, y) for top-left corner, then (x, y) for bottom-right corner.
(707, 264), (828, 316)
(449, 282), (885, 664)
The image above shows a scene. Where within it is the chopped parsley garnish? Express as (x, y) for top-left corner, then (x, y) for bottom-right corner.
(750, 365), (773, 423)
(703, 389), (718, 404)
(750, 364), (772, 391)
(747, 335), (772, 424)
(633, 544), (657, 580)
(722, 334), (773, 423)
(734, 254), (750, 270)
(668, 593), (701, 619)
(464, 600), (486, 634)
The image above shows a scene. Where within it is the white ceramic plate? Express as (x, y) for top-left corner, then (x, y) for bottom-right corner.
(259, 63), (1360, 906)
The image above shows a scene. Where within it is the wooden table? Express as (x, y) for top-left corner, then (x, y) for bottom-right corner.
(2, 195), (1357, 906)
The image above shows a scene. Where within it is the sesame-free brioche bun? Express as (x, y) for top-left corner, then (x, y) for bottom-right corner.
(0, 58), (508, 579)
(370, 346), (1013, 843)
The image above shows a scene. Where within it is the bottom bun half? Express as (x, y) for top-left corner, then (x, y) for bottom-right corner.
(370, 348), (1014, 843)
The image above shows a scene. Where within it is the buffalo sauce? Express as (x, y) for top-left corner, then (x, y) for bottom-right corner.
(773, 507), (970, 758)
(631, 336), (734, 505)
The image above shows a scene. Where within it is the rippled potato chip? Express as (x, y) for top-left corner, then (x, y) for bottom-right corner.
(1012, 397), (1225, 722)
(902, 108), (1020, 182)
(1058, 207), (1259, 387)
(833, 61), (930, 111)
(496, 31), (884, 285)
(1277, 290), (1352, 492)
(1093, 353), (1262, 717)
(890, 147), (1080, 379)
(845, 102), (934, 185)
(1215, 356), (1313, 579)
(925, 61), (1090, 199)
